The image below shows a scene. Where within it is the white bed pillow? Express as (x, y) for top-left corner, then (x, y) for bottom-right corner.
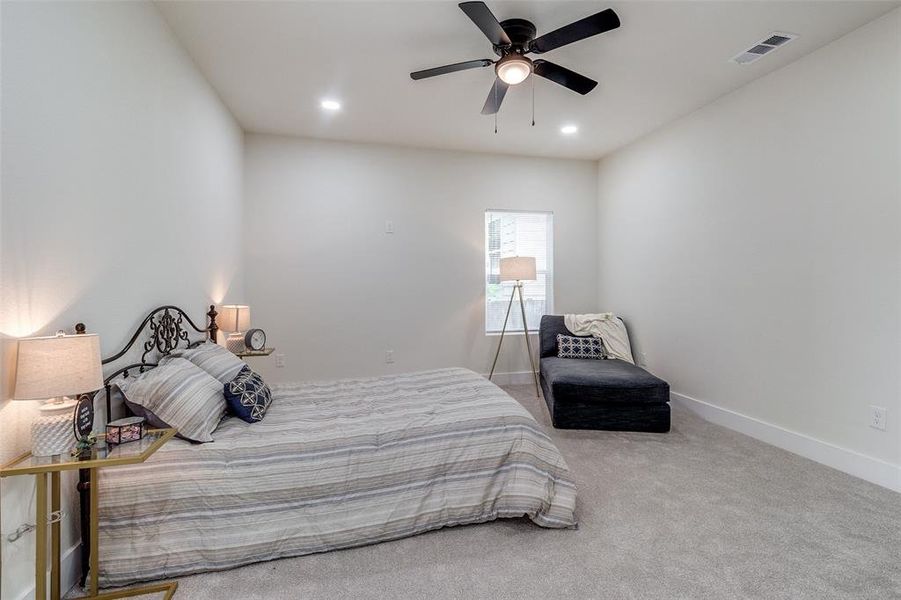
(117, 358), (226, 443)
(166, 342), (245, 384)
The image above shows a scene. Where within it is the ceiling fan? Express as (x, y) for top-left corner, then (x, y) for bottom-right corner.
(410, 2), (620, 115)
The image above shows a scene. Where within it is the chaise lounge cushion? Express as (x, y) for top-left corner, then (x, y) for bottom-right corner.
(540, 357), (670, 406)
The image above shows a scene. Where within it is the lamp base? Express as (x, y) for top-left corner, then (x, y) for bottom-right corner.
(225, 333), (246, 354)
(32, 398), (76, 457)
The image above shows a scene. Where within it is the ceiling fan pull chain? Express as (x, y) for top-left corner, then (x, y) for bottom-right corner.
(531, 75), (535, 127)
(494, 80), (498, 134)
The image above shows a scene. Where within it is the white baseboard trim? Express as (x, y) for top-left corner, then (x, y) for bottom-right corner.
(14, 542), (81, 600)
(482, 370), (538, 386)
(671, 391), (901, 494)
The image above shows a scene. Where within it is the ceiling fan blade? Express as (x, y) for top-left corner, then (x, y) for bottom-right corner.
(529, 8), (620, 54)
(481, 78), (509, 115)
(410, 59), (493, 80)
(533, 60), (598, 95)
(459, 2), (511, 47)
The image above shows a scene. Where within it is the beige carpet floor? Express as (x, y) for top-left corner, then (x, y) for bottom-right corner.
(71, 385), (901, 599)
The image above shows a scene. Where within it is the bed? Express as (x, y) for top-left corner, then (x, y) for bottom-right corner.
(86, 307), (577, 587)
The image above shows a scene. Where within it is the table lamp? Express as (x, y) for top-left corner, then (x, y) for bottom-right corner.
(14, 332), (103, 456)
(219, 304), (251, 353)
(488, 256), (540, 396)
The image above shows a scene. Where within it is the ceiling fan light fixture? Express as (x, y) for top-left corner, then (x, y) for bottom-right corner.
(495, 54), (532, 85)
(410, 3), (620, 116)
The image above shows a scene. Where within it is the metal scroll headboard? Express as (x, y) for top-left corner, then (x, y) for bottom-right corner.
(84, 305), (219, 421)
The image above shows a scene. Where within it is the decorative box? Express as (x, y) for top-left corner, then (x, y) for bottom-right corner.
(106, 416), (146, 445)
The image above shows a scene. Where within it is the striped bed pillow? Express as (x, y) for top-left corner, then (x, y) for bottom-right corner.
(167, 342), (245, 384)
(117, 358), (226, 443)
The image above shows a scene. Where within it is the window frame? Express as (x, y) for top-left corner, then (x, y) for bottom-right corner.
(484, 209), (554, 335)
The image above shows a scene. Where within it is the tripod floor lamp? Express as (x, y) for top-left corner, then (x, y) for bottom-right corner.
(488, 256), (540, 396)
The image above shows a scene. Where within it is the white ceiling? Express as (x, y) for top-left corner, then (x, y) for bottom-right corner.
(157, 1), (898, 160)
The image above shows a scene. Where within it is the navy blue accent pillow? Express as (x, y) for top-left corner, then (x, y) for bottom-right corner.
(557, 334), (607, 360)
(224, 365), (272, 423)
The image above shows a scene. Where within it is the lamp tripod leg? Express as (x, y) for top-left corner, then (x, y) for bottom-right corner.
(489, 285), (518, 380)
(516, 283), (540, 397)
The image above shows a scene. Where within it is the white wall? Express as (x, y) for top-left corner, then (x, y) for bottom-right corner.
(0, 2), (244, 597)
(243, 134), (598, 384)
(596, 9), (901, 489)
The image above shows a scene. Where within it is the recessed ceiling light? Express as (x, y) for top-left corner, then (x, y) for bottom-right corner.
(560, 124), (578, 135)
(320, 99), (341, 111)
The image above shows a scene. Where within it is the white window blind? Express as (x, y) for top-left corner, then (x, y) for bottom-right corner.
(485, 210), (554, 333)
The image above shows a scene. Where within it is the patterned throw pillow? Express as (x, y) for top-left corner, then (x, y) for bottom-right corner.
(224, 366), (272, 423)
(557, 334), (607, 360)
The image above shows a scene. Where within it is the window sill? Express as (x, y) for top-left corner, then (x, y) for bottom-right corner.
(485, 330), (538, 337)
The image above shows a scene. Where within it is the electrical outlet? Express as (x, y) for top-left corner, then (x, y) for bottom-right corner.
(869, 405), (886, 431)
(385, 350), (394, 364)
(275, 353), (285, 368)
(385, 220), (394, 234)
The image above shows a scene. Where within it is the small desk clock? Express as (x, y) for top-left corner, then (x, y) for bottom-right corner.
(244, 328), (266, 352)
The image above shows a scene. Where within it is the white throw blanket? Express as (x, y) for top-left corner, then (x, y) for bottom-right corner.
(563, 313), (635, 364)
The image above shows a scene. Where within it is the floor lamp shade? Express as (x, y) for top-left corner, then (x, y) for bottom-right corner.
(14, 333), (103, 456)
(499, 256), (537, 282)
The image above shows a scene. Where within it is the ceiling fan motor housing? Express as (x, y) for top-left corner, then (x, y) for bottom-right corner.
(494, 18), (537, 55)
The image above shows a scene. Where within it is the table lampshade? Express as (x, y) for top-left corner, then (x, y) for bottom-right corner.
(14, 332), (103, 456)
(499, 256), (537, 282)
(218, 305), (251, 333)
(14, 333), (103, 400)
(218, 305), (251, 353)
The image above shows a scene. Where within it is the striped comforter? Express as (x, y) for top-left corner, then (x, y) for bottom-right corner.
(97, 368), (577, 586)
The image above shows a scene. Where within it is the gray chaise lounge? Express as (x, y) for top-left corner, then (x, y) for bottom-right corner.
(538, 315), (671, 432)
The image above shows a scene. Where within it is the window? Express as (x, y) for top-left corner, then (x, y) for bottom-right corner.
(485, 210), (553, 333)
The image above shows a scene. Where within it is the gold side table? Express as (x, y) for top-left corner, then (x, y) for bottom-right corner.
(0, 429), (178, 600)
